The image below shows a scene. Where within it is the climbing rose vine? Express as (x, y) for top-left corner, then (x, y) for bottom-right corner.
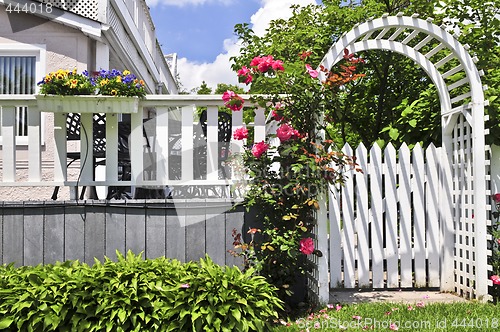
(227, 50), (364, 307)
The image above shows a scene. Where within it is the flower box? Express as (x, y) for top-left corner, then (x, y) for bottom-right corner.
(36, 95), (140, 114)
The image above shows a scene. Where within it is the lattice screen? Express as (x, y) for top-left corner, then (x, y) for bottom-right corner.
(451, 112), (489, 299)
(39, 0), (99, 21)
(306, 221), (321, 304)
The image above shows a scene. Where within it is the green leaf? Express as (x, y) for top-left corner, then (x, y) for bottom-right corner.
(0, 318), (14, 329)
(389, 127), (399, 140)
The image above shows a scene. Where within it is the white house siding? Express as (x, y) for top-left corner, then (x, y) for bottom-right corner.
(0, 7), (92, 201)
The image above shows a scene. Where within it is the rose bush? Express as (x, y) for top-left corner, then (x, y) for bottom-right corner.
(226, 50), (364, 308)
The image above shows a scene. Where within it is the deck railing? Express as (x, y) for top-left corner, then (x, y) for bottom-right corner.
(0, 94), (268, 199)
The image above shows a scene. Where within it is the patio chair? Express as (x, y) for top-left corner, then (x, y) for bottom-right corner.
(51, 113), (107, 200)
(51, 113), (132, 200)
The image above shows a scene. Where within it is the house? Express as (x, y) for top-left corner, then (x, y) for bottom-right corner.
(0, 0), (178, 200)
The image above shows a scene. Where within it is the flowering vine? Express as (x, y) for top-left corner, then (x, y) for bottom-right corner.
(226, 50), (364, 307)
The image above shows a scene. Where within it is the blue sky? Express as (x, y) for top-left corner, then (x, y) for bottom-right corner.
(145, 0), (319, 92)
(148, 1), (262, 63)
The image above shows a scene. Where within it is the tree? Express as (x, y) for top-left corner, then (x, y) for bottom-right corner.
(195, 81), (212, 95)
(231, 0), (499, 147)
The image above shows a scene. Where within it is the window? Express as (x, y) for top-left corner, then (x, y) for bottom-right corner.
(0, 44), (45, 145)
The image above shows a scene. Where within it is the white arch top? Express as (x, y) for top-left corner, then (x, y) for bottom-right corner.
(316, 14), (489, 301)
(317, 13), (486, 134)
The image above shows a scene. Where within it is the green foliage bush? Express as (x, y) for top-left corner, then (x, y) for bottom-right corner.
(0, 251), (283, 331)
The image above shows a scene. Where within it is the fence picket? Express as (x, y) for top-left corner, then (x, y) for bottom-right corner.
(1, 107), (16, 182)
(370, 144), (385, 288)
(355, 144), (370, 287)
(206, 106), (219, 181)
(342, 144), (356, 288)
(426, 143), (440, 287)
(27, 109), (41, 182)
(329, 182), (342, 287)
(327, 142), (445, 290)
(399, 143), (413, 287)
(181, 106), (195, 182)
(413, 144), (426, 286)
(385, 143), (399, 288)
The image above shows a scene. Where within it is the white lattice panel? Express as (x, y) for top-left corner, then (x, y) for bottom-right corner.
(452, 114), (479, 299)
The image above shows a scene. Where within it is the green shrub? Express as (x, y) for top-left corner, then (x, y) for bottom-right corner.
(0, 251), (282, 331)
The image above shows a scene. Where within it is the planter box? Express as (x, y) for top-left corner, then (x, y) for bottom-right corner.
(36, 95), (140, 114)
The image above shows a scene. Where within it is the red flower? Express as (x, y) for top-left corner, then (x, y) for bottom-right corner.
(250, 55), (284, 73)
(305, 64), (319, 78)
(491, 275), (500, 285)
(299, 237), (314, 255)
(237, 66), (253, 85)
(249, 56), (262, 67)
(272, 59), (284, 71)
(276, 123), (299, 142)
(222, 90), (244, 111)
(271, 109), (283, 121)
(299, 51), (312, 60)
(222, 90), (236, 102)
(493, 193), (500, 203)
(247, 228), (261, 234)
(233, 127), (248, 140)
(251, 141), (269, 158)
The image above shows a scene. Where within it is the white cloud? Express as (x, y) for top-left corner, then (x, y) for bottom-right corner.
(250, 0), (316, 37)
(176, 38), (242, 93)
(146, 0), (234, 7)
(174, 0), (318, 92)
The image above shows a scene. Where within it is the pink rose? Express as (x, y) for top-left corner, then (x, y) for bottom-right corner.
(491, 275), (500, 285)
(222, 90), (236, 102)
(237, 66), (253, 85)
(276, 123), (299, 142)
(299, 237), (314, 255)
(237, 66), (250, 77)
(271, 109), (283, 121)
(251, 141), (269, 158)
(272, 59), (284, 71)
(306, 64), (319, 78)
(222, 90), (244, 111)
(257, 55), (274, 73)
(249, 56), (262, 67)
(233, 127), (248, 140)
(250, 55), (284, 73)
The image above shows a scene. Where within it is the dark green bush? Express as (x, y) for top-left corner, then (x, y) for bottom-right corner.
(0, 251), (283, 331)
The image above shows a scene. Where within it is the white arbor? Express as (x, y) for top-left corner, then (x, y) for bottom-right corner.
(314, 14), (489, 303)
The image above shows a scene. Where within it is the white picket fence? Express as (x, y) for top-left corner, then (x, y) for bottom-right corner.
(327, 142), (442, 289)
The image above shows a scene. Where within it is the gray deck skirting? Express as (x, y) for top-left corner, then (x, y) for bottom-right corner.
(0, 199), (245, 267)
